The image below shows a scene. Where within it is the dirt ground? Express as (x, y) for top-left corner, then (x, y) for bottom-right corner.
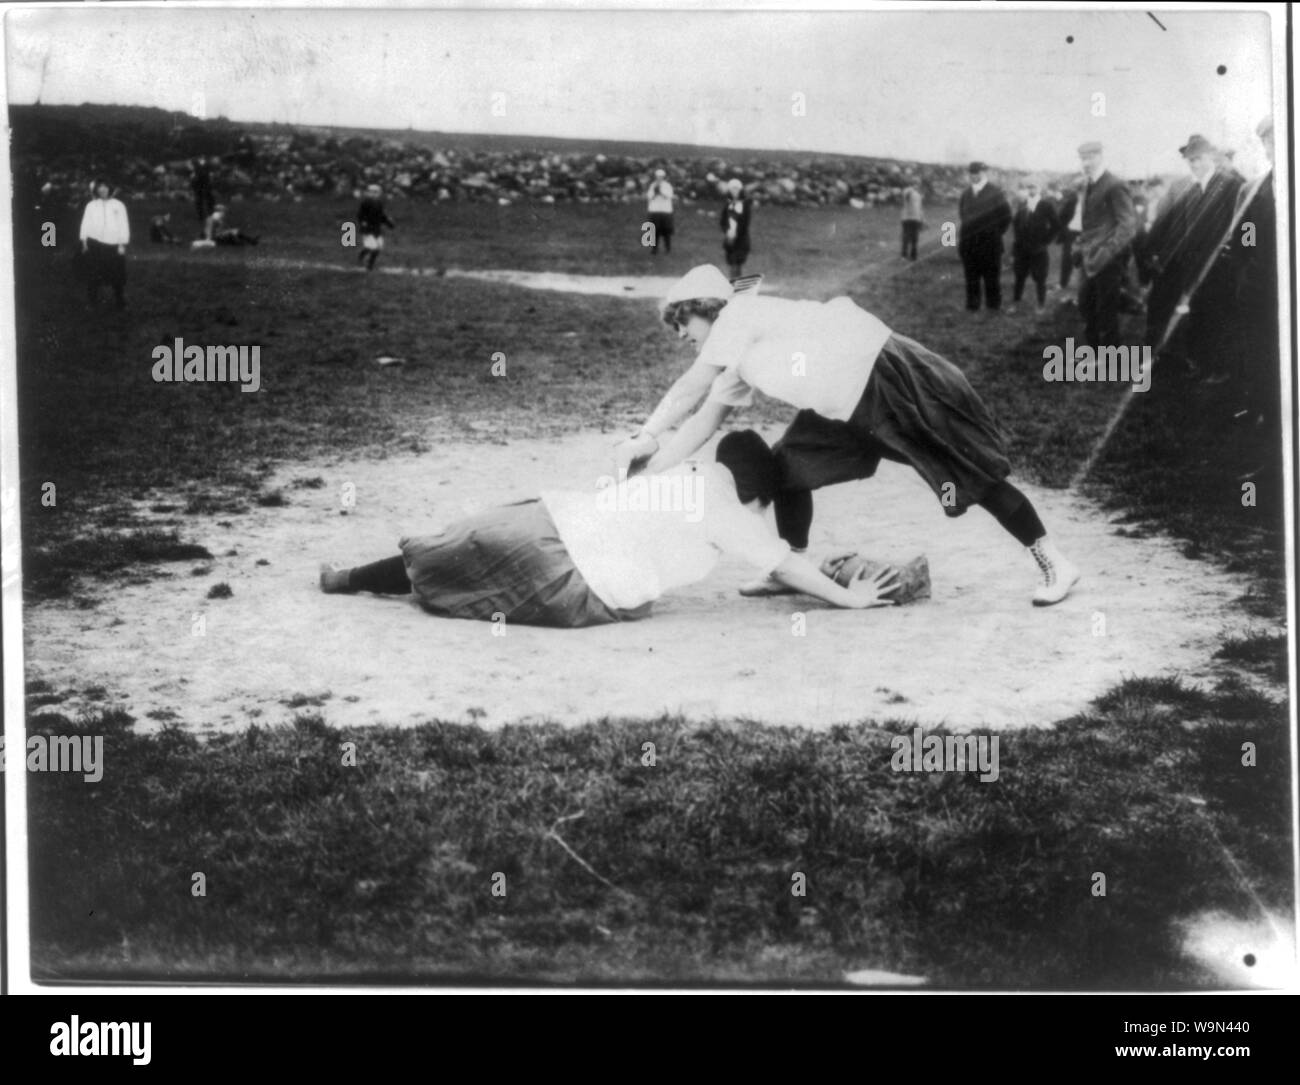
(24, 425), (1275, 735)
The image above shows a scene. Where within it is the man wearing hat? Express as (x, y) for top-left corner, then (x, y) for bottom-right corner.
(1009, 177), (1060, 311)
(1141, 134), (1241, 369)
(646, 168), (676, 255)
(957, 162), (1012, 311)
(1073, 141), (1137, 349)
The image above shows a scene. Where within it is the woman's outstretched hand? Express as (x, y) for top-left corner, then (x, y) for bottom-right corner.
(844, 567), (900, 609)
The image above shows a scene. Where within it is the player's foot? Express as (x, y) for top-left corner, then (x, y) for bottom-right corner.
(1027, 538), (1079, 606)
(319, 564), (352, 594)
(738, 574), (798, 597)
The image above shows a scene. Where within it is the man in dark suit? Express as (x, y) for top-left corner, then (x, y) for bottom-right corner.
(1055, 185), (1082, 291)
(1225, 117), (1278, 443)
(1140, 134), (1242, 372)
(1009, 178), (1060, 311)
(958, 161), (1012, 312)
(1074, 141), (1138, 349)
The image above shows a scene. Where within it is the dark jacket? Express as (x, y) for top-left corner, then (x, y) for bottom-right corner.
(1226, 170), (1275, 319)
(357, 196), (396, 236)
(958, 183), (1012, 254)
(1142, 168), (1242, 292)
(1077, 170), (1138, 276)
(1012, 199), (1061, 255)
(1056, 190), (1080, 241)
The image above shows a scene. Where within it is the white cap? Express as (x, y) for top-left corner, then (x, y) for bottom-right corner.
(654, 168), (666, 178)
(662, 265), (735, 309)
(727, 178), (744, 193)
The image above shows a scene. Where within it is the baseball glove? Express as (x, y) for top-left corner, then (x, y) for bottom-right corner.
(819, 553), (931, 605)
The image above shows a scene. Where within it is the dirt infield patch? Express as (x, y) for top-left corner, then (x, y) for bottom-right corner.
(23, 430), (1276, 734)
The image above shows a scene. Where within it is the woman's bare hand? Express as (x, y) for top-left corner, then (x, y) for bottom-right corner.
(844, 567), (900, 609)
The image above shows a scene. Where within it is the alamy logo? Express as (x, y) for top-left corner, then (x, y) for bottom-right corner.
(152, 338), (261, 392)
(595, 471), (703, 523)
(890, 727), (1000, 782)
(50, 1017), (151, 1065)
(1042, 338), (1151, 392)
(1, 734), (103, 782)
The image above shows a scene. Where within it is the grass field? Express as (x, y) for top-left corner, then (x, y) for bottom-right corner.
(16, 194), (1294, 986)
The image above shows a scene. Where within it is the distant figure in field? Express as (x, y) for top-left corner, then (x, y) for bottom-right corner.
(78, 180), (130, 308)
(150, 213), (179, 244)
(720, 178), (753, 280)
(190, 157), (216, 224)
(646, 168), (675, 255)
(899, 176), (924, 260)
(1009, 178), (1060, 312)
(957, 161), (1012, 312)
(357, 183), (396, 271)
(199, 204), (259, 246)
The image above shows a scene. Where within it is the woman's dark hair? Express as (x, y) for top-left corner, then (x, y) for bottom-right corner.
(716, 430), (780, 507)
(661, 296), (728, 330)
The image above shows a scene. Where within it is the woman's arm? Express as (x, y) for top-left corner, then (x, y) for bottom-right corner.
(642, 361), (721, 437)
(770, 552), (898, 609)
(642, 399), (732, 473)
(615, 362), (722, 473)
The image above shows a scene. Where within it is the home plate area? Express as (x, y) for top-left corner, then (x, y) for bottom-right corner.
(25, 431), (1269, 734)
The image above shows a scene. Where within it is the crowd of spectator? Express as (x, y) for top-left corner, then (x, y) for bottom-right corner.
(16, 120), (1012, 219)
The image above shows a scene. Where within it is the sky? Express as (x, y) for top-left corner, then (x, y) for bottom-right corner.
(2, 4), (1281, 178)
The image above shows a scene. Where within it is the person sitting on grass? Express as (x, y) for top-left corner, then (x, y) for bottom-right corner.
(319, 431), (906, 627)
(199, 204), (259, 246)
(613, 265), (1080, 607)
(149, 213), (180, 244)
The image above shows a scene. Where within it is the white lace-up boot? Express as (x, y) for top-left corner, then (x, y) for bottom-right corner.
(1027, 537), (1080, 606)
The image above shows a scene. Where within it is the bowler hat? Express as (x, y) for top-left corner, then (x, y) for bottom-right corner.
(1179, 133), (1216, 157)
(967, 161), (987, 174)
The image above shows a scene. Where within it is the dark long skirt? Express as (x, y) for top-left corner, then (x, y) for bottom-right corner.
(773, 333), (1012, 516)
(399, 499), (651, 627)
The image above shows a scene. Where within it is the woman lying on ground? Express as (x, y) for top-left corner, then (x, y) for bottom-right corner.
(614, 265), (1080, 606)
(319, 431), (907, 627)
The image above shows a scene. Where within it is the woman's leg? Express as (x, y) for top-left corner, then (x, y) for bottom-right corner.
(866, 335), (1079, 605)
(739, 413), (880, 596)
(774, 489), (814, 551)
(320, 554), (410, 594)
(977, 481), (1045, 547)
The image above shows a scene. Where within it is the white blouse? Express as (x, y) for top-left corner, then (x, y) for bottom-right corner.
(540, 460), (790, 611)
(698, 295), (893, 422)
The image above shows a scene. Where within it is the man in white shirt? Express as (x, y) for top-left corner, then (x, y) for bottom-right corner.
(79, 181), (130, 308)
(646, 168), (675, 255)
